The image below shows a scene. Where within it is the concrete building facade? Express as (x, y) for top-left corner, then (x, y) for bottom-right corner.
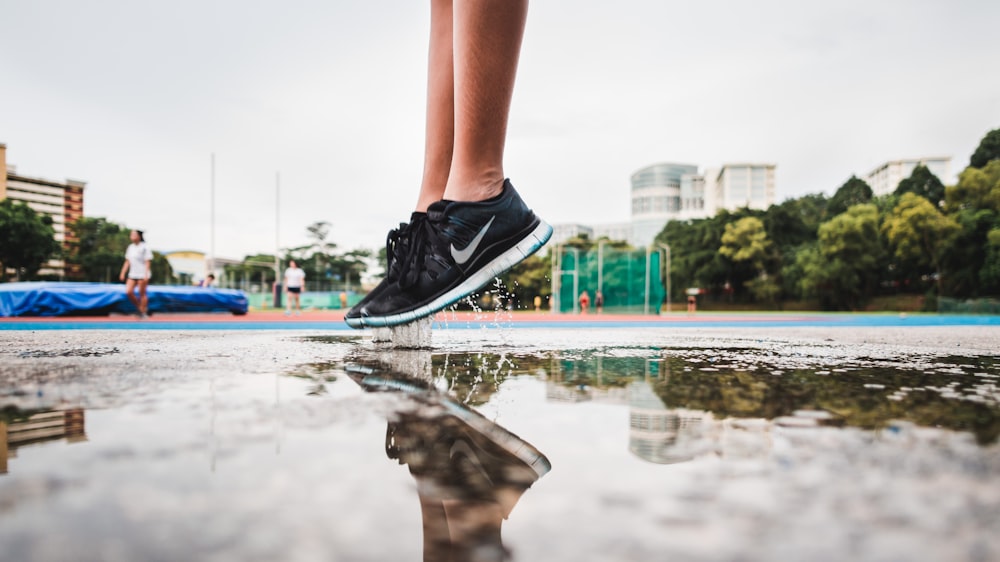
(864, 156), (951, 197)
(1, 143), (86, 277)
(627, 162), (776, 247)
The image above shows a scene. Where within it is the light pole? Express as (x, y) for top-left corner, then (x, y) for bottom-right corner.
(571, 247), (580, 314)
(550, 243), (560, 314)
(209, 153), (215, 277)
(597, 239), (606, 300)
(644, 245), (651, 315)
(658, 243), (671, 313)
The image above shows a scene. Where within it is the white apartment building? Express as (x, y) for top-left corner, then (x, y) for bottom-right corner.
(627, 162), (776, 247)
(864, 157), (951, 197)
(1, 143), (86, 277)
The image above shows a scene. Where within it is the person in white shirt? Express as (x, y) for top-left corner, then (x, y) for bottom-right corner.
(119, 229), (153, 318)
(284, 260), (306, 315)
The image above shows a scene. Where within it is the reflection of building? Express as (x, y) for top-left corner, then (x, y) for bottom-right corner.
(628, 381), (714, 464)
(1, 143), (86, 278)
(864, 156), (951, 197)
(1, 408), (87, 474)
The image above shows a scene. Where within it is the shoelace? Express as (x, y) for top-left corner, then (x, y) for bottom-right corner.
(384, 214), (427, 283)
(386, 213), (444, 289)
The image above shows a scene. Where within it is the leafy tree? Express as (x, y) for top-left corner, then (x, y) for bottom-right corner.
(0, 199), (61, 281)
(941, 208), (997, 297)
(719, 216), (780, 303)
(720, 216), (771, 272)
(69, 217), (131, 282)
(764, 194), (827, 252)
(883, 193), (960, 296)
(828, 176), (874, 217)
(895, 164), (946, 208)
(150, 252), (174, 284)
(946, 160), (1000, 213)
(657, 216), (728, 300)
(329, 248), (371, 289)
(981, 228), (1000, 291)
(499, 253), (551, 310)
(798, 204), (883, 310)
(970, 127), (1000, 169)
(225, 254), (278, 288)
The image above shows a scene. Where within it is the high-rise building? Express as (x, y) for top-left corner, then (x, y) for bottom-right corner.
(864, 157), (951, 197)
(1, 143), (86, 277)
(627, 161), (776, 247)
(630, 162), (699, 247)
(714, 163), (776, 212)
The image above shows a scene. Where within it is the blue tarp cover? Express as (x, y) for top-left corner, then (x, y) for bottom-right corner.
(0, 282), (249, 317)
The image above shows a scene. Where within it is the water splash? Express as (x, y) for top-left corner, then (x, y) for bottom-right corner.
(370, 317), (434, 349)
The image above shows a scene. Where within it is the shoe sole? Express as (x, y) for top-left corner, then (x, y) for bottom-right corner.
(346, 219), (553, 328)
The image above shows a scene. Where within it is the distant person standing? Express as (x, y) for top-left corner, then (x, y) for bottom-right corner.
(284, 260), (305, 315)
(199, 273), (216, 288)
(594, 290), (604, 314)
(119, 229), (153, 318)
(578, 290), (590, 314)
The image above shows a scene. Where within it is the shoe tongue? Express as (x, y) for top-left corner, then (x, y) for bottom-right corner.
(426, 200), (452, 220)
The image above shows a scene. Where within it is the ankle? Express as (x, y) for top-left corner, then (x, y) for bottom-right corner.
(443, 173), (504, 202)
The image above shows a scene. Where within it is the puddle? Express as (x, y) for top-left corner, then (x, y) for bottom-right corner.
(1, 330), (998, 561)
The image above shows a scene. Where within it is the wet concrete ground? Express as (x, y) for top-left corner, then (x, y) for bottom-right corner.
(1, 326), (998, 561)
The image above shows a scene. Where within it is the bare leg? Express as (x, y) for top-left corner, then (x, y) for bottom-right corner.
(137, 280), (149, 315)
(125, 279), (140, 312)
(416, 0), (456, 213)
(443, 0), (528, 203)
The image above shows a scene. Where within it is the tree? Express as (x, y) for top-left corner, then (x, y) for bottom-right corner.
(828, 176), (874, 217)
(720, 216), (771, 272)
(938, 160), (1000, 297)
(946, 159), (1000, 213)
(329, 248), (371, 289)
(970, 127), (1000, 169)
(150, 252), (174, 284)
(69, 217), (131, 282)
(980, 228), (1000, 291)
(895, 164), (946, 208)
(883, 193), (960, 297)
(225, 254), (278, 289)
(798, 204), (883, 310)
(0, 199), (61, 281)
(499, 253), (551, 309)
(719, 216), (780, 303)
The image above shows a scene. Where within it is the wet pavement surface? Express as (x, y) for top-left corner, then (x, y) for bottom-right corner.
(1, 327), (998, 561)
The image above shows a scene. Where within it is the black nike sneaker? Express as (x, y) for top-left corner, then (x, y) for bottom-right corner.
(345, 212), (427, 324)
(345, 179), (552, 328)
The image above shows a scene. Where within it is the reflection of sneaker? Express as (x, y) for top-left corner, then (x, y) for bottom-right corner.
(345, 180), (552, 328)
(346, 212), (428, 325)
(345, 361), (551, 511)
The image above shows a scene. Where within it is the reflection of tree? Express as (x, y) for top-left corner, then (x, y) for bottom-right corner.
(509, 351), (999, 445)
(652, 357), (1000, 445)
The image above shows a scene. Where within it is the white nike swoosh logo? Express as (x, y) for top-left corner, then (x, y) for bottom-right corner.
(450, 215), (495, 265)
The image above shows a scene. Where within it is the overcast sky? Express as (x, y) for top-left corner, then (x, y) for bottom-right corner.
(3, 0), (999, 259)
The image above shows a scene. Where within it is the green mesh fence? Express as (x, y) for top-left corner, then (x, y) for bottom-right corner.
(552, 247), (666, 314)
